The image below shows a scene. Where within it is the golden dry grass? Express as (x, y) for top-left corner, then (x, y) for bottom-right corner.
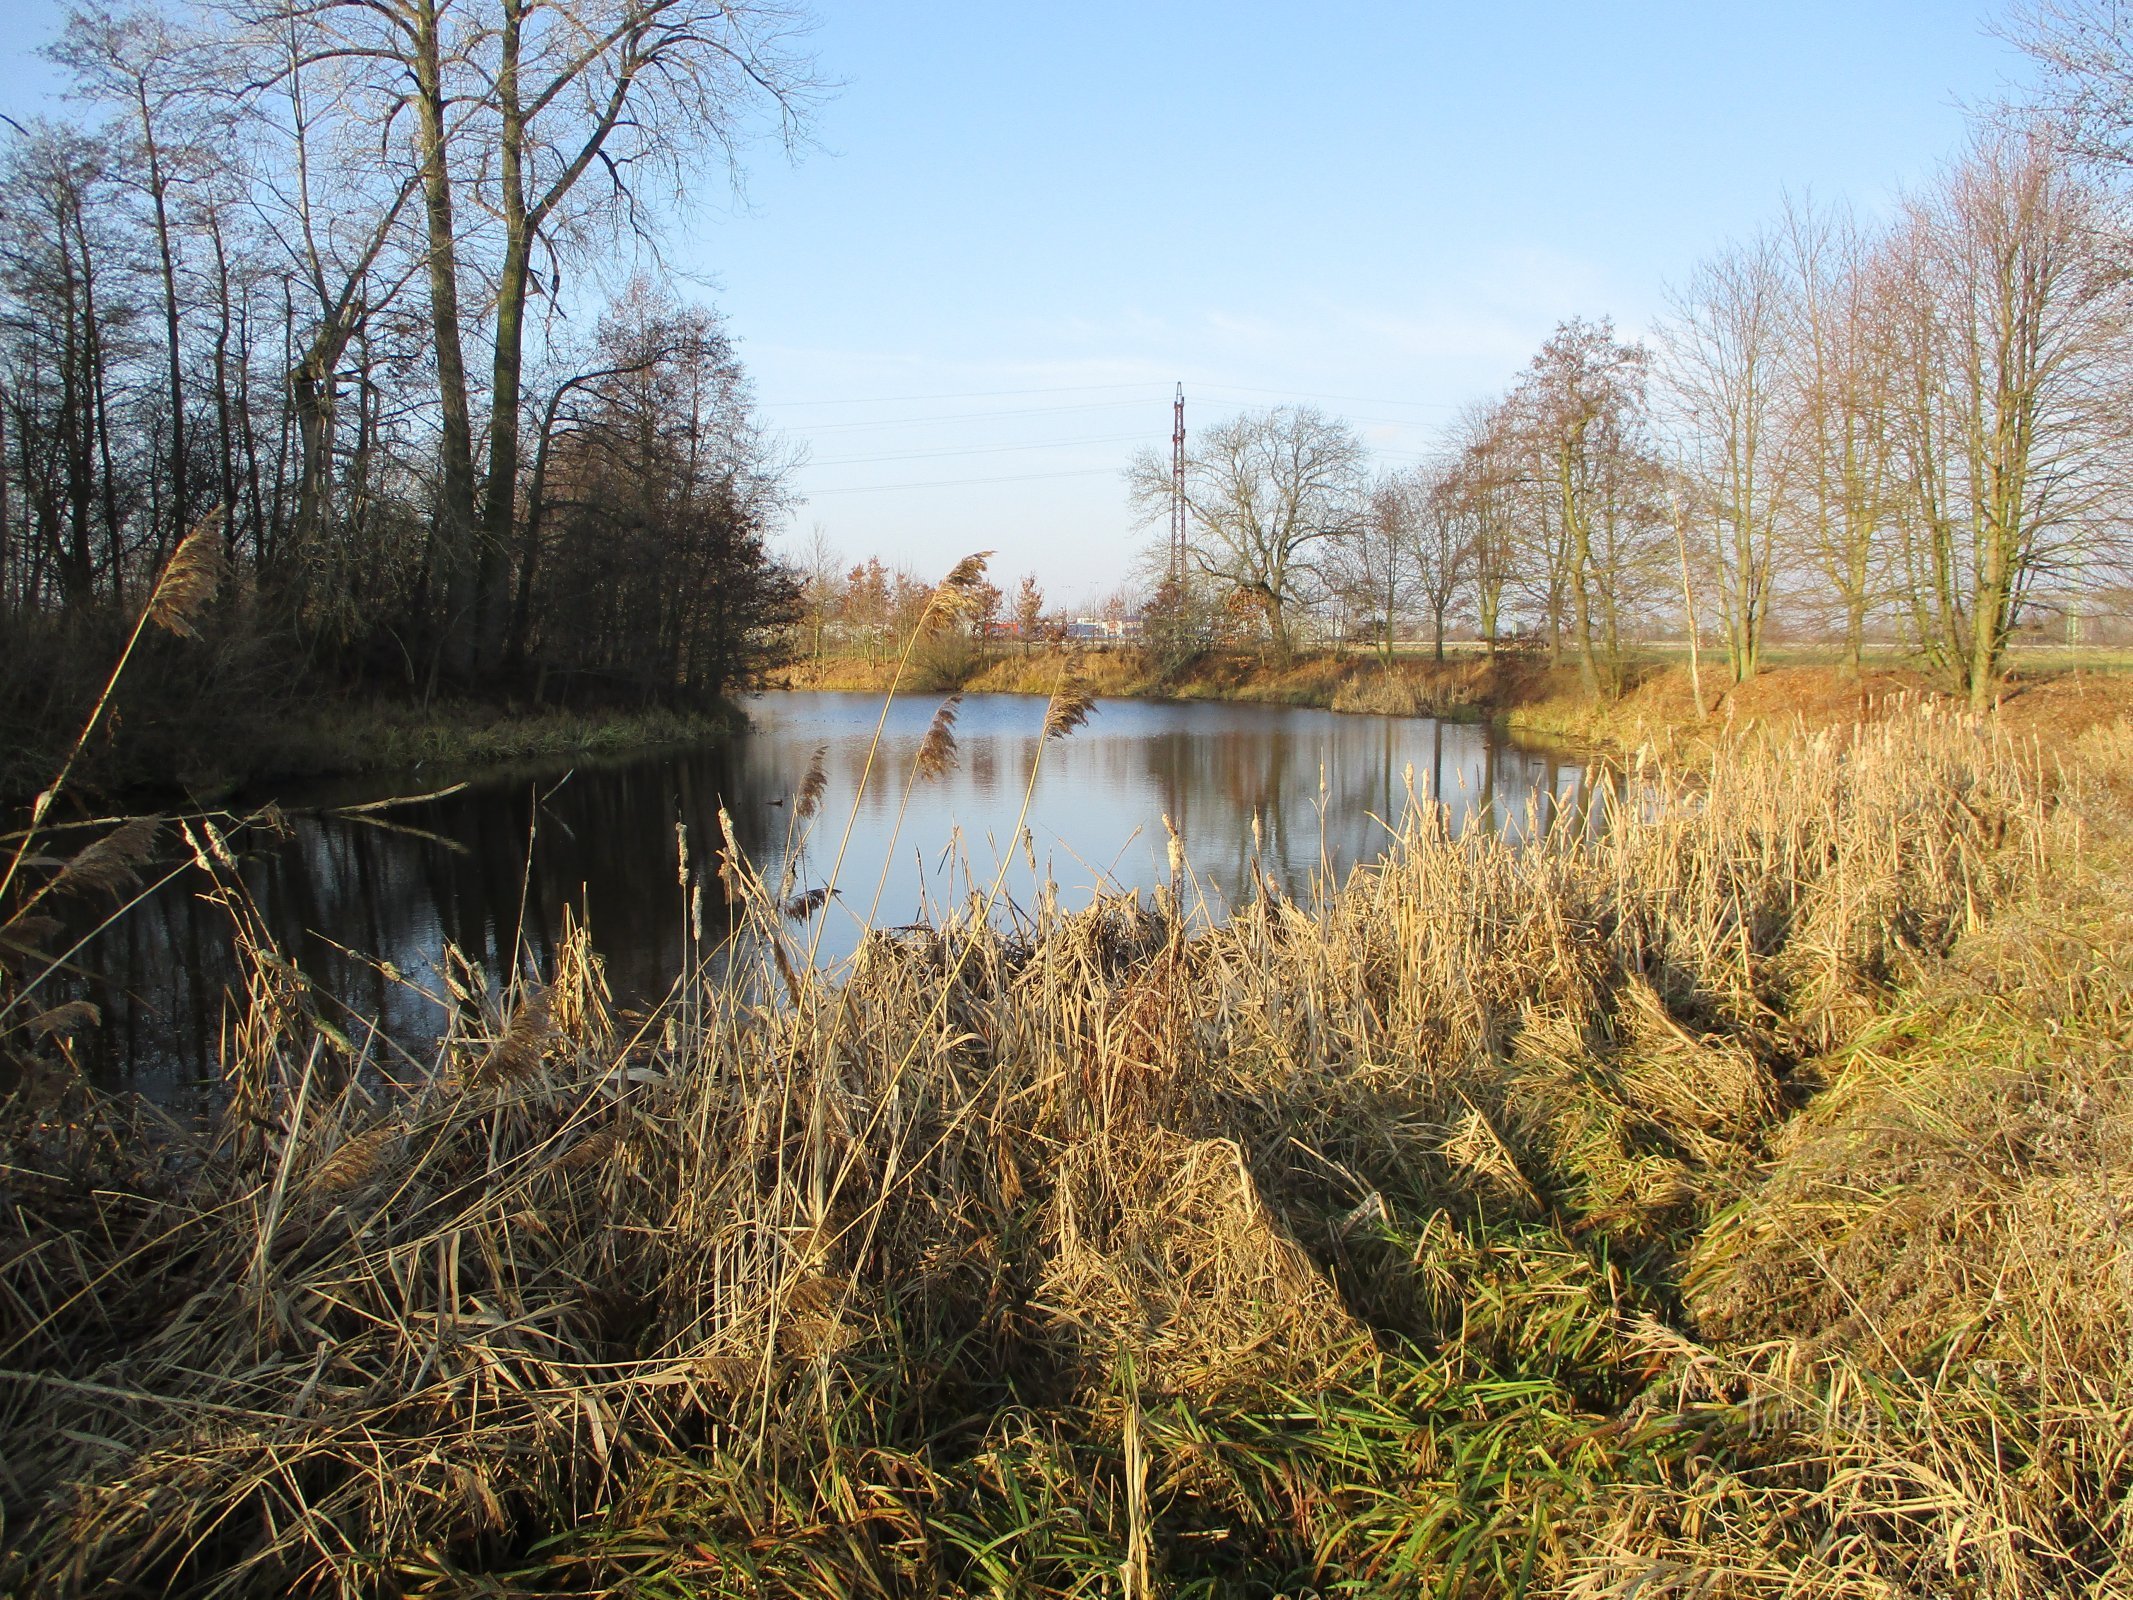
(2, 699), (2129, 1597)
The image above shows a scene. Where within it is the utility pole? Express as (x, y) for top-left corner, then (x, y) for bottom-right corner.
(1169, 382), (1187, 583)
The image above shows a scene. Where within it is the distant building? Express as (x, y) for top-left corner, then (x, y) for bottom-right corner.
(1068, 615), (1142, 643)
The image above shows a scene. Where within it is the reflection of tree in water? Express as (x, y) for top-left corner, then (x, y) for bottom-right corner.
(64, 744), (788, 1101)
(66, 696), (1588, 1097)
(1130, 711), (1579, 900)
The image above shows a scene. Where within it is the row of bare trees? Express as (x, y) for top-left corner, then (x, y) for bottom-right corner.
(0, 0), (819, 712)
(790, 536), (1067, 667)
(1135, 108), (2133, 709)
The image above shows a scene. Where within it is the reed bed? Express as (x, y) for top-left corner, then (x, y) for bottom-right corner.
(2, 692), (2126, 1598)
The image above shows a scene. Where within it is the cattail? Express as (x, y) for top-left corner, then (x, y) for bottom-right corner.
(715, 806), (752, 902)
(1043, 677), (1097, 741)
(794, 746), (829, 819)
(781, 885), (837, 921)
(471, 987), (552, 1087)
(51, 817), (161, 900)
(770, 937), (805, 1006)
(920, 550), (993, 636)
(178, 817), (239, 878)
(144, 507), (226, 639)
(915, 695), (962, 780)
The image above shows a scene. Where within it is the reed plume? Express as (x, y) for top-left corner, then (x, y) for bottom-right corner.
(48, 817), (161, 901)
(781, 886), (837, 921)
(0, 914), (61, 965)
(470, 986), (553, 1087)
(0, 510), (226, 912)
(915, 695), (963, 780)
(920, 550), (994, 636)
(25, 999), (99, 1038)
(1044, 676), (1098, 740)
(553, 1124), (622, 1173)
(309, 1120), (405, 1192)
(794, 745), (830, 819)
(144, 507), (226, 639)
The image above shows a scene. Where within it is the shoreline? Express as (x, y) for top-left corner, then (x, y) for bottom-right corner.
(774, 644), (2133, 753)
(30, 648), (2131, 812)
(4, 698), (742, 811)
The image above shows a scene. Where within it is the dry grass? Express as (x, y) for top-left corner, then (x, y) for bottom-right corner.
(815, 642), (2133, 761)
(2, 693), (2128, 1597)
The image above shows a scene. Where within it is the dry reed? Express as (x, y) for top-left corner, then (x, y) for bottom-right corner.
(0, 701), (2124, 1598)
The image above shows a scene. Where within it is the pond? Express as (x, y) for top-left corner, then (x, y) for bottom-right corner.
(46, 690), (1591, 1102)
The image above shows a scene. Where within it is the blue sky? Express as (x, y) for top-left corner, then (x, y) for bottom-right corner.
(0, 1), (2033, 604)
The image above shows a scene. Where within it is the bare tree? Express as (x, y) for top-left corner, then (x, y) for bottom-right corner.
(794, 524), (840, 662)
(54, 3), (221, 551)
(1405, 465), (1474, 661)
(1782, 196), (1894, 674)
(2004, 1), (2133, 181)
(1880, 127), (2131, 707)
(1011, 571), (1043, 655)
(233, 0), (824, 672)
(1128, 404), (1368, 660)
(1513, 318), (1655, 692)
(1660, 229), (1793, 682)
(1446, 399), (1518, 656)
(0, 123), (138, 610)
(1337, 472), (1420, 664)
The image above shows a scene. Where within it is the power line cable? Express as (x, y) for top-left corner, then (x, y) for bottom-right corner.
(762, 380), (1167, 409)
(1193, 383), (1460, 411)
(762, 379), (1460, 415)
(805, 432), (1147, 469)
(794, 398), (1160, 434)
(805, 466), (1121, 496)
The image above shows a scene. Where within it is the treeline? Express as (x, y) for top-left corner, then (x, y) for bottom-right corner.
(0, 0), (818, 742)
(1132, 116), (2133, 708)
(790, 542), (1061, 665)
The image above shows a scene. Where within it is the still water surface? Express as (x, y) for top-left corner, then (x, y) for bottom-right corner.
(61, 691), (1589, 1099)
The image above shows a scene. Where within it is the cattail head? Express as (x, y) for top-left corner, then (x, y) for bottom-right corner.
(915, 695), (962, 780)
(920, 550), (994, 636)
(51, 817), (161, 900)
(1043, 678), (1097, 741)
(715, 806), (751, 901)
(794, 746), (829, 819)
(145, 507), (226, 639)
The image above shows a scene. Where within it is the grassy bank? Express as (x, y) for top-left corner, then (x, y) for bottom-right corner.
(6, 692), (2132, 1596)
(783, 642), (2133, 756)
(257, 700), (738, 788)
(1, 695), (738, 807)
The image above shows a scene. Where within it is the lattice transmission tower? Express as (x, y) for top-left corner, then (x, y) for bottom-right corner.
(1169, 382), (1187, 583)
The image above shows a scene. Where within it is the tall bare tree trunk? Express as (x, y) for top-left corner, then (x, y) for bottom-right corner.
(411, 0), (480, 674)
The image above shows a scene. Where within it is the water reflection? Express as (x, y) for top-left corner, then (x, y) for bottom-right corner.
(54, 691), (1587, 1100)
